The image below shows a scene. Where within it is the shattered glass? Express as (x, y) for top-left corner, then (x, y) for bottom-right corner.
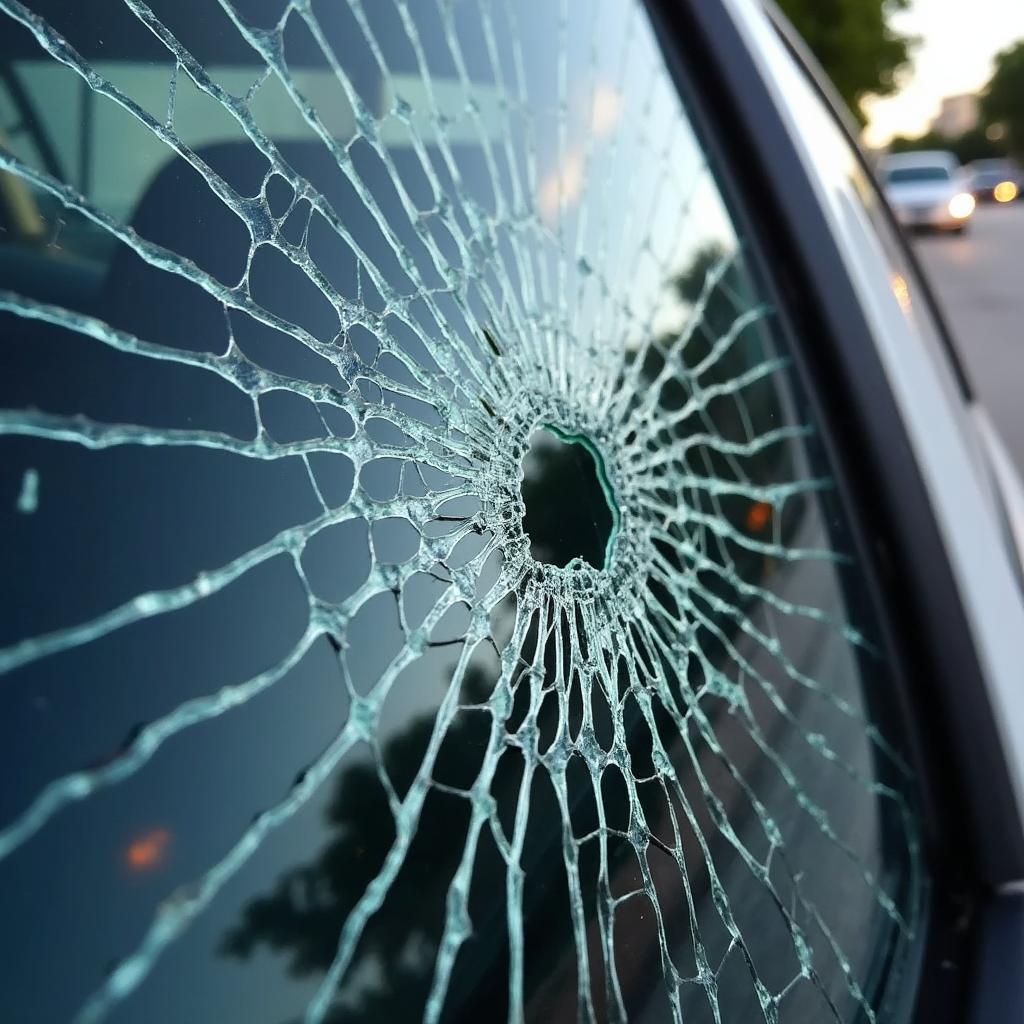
(0, 0), (924, 1021)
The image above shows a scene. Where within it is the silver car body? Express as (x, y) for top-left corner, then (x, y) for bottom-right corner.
(879, 150), (975, 230)
(725, 0), (1024, 875)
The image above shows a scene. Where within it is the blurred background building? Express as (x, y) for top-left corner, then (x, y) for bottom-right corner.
(930, 94), (979, 139)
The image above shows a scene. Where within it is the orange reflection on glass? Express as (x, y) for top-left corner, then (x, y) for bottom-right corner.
(746, 501), (772, 533)
(890, 273), (912, 315)
(537, 153), (584, 226)
(590, 84), (623, 139)
(994, 181), (1019, 204)
(124, 827), (172, 872)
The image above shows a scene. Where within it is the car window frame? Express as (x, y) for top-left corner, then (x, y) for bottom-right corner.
(641, 0), (1024, 1020)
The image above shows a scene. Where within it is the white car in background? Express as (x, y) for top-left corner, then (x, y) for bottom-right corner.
(880, 150), (977, 233)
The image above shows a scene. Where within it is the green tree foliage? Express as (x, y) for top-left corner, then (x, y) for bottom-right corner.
(777, 0), (914, 123)
(981, 42), (1024, 158)
(949, 126), (1009, 164)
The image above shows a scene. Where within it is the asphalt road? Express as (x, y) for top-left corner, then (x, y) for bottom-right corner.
(913, 204), (1024, 475)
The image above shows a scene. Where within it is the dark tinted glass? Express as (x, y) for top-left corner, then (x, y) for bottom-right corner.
(1, 1), (923, 1021)
(886, 166), (952, 184)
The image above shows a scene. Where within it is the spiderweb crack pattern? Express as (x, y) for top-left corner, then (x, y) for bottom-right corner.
(0, 0), (923, 1021)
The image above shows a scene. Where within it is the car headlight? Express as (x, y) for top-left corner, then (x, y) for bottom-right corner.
(948, 192), (976, 219)
(995, 181), (1020, 203)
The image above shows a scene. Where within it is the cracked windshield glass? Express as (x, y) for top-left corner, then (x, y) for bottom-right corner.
(0, 0), (925, 1021)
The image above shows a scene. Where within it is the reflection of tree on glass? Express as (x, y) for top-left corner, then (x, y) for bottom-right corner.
(220, 244), (822, 1023)
(220, 660), (504, 1022)
(628, 245), (806, 626)
(220, 632), (639, 1022)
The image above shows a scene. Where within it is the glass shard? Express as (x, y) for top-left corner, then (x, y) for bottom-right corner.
(15, 467), (39, 514)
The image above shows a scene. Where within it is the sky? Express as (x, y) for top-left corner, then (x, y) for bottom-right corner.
(862, 0), (1024, 148)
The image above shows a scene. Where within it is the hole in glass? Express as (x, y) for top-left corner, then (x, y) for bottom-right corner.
(520, 426), (619, 569)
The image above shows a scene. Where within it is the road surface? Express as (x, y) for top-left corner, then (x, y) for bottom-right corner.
(913, 204), (1024, 475)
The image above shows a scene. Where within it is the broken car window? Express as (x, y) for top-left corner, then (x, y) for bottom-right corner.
(0, 1), (924, 1021)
